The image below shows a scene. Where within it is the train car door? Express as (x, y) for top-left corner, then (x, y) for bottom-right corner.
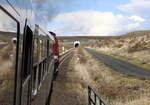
(20, 24), (33, 105)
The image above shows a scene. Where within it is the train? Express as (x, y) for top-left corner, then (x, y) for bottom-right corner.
(0, 0), (59, 105)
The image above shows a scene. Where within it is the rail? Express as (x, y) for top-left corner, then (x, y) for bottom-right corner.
(53, 48), (74, 81)
(60, 48), (74, 57)
(59, 48), (74, 63)
(88, 86), (107, 105)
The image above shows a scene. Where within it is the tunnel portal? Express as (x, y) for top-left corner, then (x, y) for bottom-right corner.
(74, 41), (80, 48)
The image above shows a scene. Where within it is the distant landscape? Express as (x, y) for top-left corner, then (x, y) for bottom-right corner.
(59, 30), (150, 70)
(0, 30), (150, 105)
(58, 30), (150, 105)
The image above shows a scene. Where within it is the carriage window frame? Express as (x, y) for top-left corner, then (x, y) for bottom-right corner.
(0, 5), (20, 105)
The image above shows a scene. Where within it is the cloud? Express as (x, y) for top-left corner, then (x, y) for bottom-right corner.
(128, 23), (140, 29)
(130, 16), (145, 22)
(118, 0), (150, 18)
(50, 10), (145, 36)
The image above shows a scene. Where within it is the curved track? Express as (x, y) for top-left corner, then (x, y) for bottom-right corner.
(85, 48), (150, 79)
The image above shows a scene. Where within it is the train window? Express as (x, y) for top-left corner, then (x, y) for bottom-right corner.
(33, 38), (38, 64)
(33, 66), (37, 89)
(44, 60), (47, 75)
(32, 66), (38, 98)
(46, 40), (50, 72)
(38, 27), (47, 60)
(45, 59), (48, 74)
(45, 39), (47, 58)
(47, 58), (51, 73)
(47, 39), (50, 57)
(33, 24), (39, 64)
(44, 62), (46, 75)
(49, 39), (54, 56)
(22, 25), (33, 81)
(38, 62), (42, 86)
(45, 60), (47, 74)
(0, 8), (17, 105)
(42, 62), (45, 80)
(42, 40), (45, 60)
(46, 59), (48, 73)
(39, 39), (42, 62)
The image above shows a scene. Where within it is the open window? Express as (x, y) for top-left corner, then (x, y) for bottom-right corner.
(20, 24), (33, 105)
(22, 25), (33, 81)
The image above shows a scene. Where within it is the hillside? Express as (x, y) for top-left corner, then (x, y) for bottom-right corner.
(89, 30), (150, 70)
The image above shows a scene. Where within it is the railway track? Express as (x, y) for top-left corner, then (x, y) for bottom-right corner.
(53, 48), (74, 80)
(59, 48), (74, 68)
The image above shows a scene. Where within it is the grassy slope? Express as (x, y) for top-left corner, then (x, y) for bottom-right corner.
(70, 48), (150, 105)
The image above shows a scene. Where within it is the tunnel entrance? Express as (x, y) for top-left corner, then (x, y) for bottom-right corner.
(74, 41), (80, 48)
(75, 43), (79, 47)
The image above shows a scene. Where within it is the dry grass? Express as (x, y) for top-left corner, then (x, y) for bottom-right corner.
(68, 48), (150, 105)
(88, 33), (150, 69)
(0, 43), (16, 105)
(112, 95), (150, 105)
(67, 48), (109, 104)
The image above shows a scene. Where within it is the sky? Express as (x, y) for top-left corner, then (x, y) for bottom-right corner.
(45, 0), (149, 36)
(3, 0), (150, 36)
